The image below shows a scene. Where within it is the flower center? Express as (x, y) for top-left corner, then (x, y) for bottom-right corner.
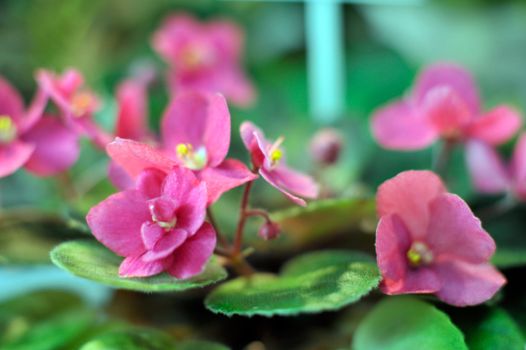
(406, 241), (433, 267)
(71, 92), (94, 117)
(268, 136), (285, 168)
(175, 143), (208, 170)
(149, 202), (177, 231)
(180, 45), (214, 70)
(0, 115), (17, 144)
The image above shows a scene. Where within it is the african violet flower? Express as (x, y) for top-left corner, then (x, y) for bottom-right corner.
(240, 122), (319, 206)
(87, 167), (216, 278)
(0, 76), (79, 178)
(372, 63), (521, 149)
(107, 91), (257, 204)
(36, 68), (112, 148)
(152, 14), (255, 107)
(466, 134), (526, 200)
(376, 170), (506, 306)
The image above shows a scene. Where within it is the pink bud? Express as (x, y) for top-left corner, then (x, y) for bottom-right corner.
(309, 128), (343, 165)
(258, 221), (280, 240)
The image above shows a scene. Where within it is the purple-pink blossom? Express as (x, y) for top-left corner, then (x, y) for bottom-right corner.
(87, 167), (216, 279)
(375, 170), (506, 306)
(152, 14), (255, 107)
(240, 122), (319, 206)
(0, 76), (79, 178)
(371, 63), (521, 150)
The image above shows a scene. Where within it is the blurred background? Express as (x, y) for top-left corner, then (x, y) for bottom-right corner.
(1, 0), (526, 348)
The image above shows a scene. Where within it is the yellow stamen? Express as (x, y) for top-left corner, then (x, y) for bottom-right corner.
(176, 143), (191, 157)
(71, 92), (93, 117)
(0, 115), (16, 143)
(407, 249), (422, 266)
(406, 242), (433, 267)
(270, 149), (283, 163)
(175, 143), (207, 170)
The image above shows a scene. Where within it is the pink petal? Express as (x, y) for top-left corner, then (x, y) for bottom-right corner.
(377, 170), (446, 240)
(239, 121), (265, 166)
(142, 228), (188, 262)
(136, 168), (166, 199)
(21, 116), (80, 176)
(465, 141), (510, 194)
(434, 260), (506, 306)
(0, 141), (35, 178)
(0, 76), (24, 124)
(260, 168), (306, 207)
(141, 222), (164, 251)
(371, 100), (437, 150)
(19, 88), (48, 132)
(108, 161), (135, 191)
(106, 138), (177, 178)
(198, 159), (257, 204)
(151, 14), (201, 63)
(118, 255), (164, 278)
(162, 167), (207, 235)
(75, 117), (112, 149)
(206, 20), (243, 61)
(115, 78), (151, 140)
(86, 190), (149, 257)
(161, 92), (230, 167)
(214, 67), (255, 107)
(427, 193), (496, 264)
(270, 165), (319, 198)
(421, 87), (473, 135)
(35, 69), (78, 112)
(376, 214), (442, 295)
(166, 222), (216, 279)
(511, 133), (526, 198)
(413, 63), (480, 115)
(467, 105), (522, 145)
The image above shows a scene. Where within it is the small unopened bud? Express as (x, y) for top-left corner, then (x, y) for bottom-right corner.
(309, 128), (343, 166)
(258, 221), (281, 241)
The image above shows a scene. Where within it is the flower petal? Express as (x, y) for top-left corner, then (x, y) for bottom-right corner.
(467, 105), (522, 145)
(427, 193), (496, 264)
(161, 91), (230, 167)
(162, 167), (207, 235)
(166, 222), (216, 279)
(240, 121), (266, 166)
(465, 140), (510, 194)
(141, 222), (164, 251)
(434, 260), (506, 306)
(421, 87), (473, 135)
(115, 78), (151, 140)
(108, 161), (135, 191)
(0, 141), (35, 178)
(413, 63), (480, 115)
(106, 138), (177, 178)
(151, 14), (200, 63)
(86, 190), (148, 257)
(142, 228), (188, 262)
(198, 159), (257, 204)
(371, 100), (437, 150)
(207, 20), (243, 61)
(136, 167), (166, 199)
(214, 67), (256, 107)
(0, 76), (25, 123)
(22, 116), (80, 176)
(118, 255), (164, 278)
(511, 133), (526, 198)
(260, 168), (306, 207)
(377, 170), (446, 240)
(376, 214), (412, 284)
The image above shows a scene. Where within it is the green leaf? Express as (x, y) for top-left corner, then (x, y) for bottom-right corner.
(465, 308), (525, 350)
(0, 211), (88, 264)
(50, 240), (228, 292)
(80, 328), (175, 350)
(353, 297), (468, 350)
(205, 250), (380, 317)
(267, 198), (376, 251)
(1, 310), (94, 350)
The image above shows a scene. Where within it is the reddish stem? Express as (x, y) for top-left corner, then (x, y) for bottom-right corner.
(232, 180), (254, 255)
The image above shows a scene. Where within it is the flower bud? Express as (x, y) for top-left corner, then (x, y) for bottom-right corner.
(309, 128), (343, 166)
(258, 221), (281, 240)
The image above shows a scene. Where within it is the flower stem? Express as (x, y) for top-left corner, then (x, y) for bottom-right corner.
(207, 208), (228, 248)
(245, 208), (271, 222)
(233, 180), (254, 255)
(433, 139), (456, 179)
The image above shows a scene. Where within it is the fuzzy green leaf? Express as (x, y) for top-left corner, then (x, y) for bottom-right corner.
(353, 297), (468, 350)
(205, 250), (380, 317)
(50, 240), (227, 292)
(465, 308), (525, 350)
(79, 328), (176, 350)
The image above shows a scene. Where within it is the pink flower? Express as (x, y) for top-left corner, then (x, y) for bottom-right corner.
(107, 91), (257, 204)
(466, 134), (526, 200)
(36, 68), (112, 148)
(372, 63), (521, 150)
(0, 76), (79, 178)
(240, 122), (319, 206)
(152, 14), (255, 107)
(376, 170), (506, 306)
(87, 167), (216, 279)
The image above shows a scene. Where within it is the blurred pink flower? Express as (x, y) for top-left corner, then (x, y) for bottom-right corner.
(152, 14), (255, 107)
(372, 63), (521, 150)
(107, 91), (256, 204)
(36, 68), (112, 148)
(0, 76), (79, 178)
(240, 122), (319, 206)
(87, 167), (216, 279)
(376, 170), (506, 306)
(466, 134), (526, 200)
